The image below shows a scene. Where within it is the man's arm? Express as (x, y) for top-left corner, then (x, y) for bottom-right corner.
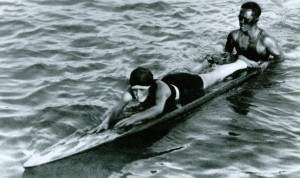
(204, 31), (238, 65)
(225, 31), (236, 53)
(264, 35), (283, 62)
(254, 35), (283, 70)
(115, 81), (170, 128)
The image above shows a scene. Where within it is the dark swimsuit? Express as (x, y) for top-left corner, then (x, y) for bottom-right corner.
(235, 30), (270, 61)
(162, 73), (205, 108)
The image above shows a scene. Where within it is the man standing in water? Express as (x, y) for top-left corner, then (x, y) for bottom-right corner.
(208, 2), (283, 68)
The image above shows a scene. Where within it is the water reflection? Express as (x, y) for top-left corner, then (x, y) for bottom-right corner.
(226, 65), (283, 116)
(227, 89), (256, 115)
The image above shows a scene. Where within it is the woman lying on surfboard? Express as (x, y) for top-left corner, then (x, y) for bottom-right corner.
(92, 58), (264, 132)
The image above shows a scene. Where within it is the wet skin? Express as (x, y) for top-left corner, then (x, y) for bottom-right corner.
(225, 8), (282, 65)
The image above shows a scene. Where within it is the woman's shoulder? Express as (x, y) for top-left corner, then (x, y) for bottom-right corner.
(155, 80), (171, 96)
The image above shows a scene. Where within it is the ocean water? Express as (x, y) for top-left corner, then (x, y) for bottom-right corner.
(0, 0), (299, 177)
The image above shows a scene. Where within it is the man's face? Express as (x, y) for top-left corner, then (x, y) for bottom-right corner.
(239, 9), (256, 32)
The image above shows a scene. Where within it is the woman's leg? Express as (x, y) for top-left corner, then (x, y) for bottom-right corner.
(199, 60), (248, 89)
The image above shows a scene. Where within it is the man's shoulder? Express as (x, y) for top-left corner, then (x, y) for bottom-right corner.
(258, 29), (282, 58)
(260, 31), (278, 47)
(229, 29), (240, 34)
(228, 29), (240, 40)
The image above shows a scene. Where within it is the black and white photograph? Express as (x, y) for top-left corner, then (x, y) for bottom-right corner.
(0, 0), (299, 177)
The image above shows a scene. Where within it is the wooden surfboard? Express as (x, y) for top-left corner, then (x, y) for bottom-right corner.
(23, 69), (258, 168)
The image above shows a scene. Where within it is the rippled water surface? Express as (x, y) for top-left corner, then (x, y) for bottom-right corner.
(0, 0), (299, 177)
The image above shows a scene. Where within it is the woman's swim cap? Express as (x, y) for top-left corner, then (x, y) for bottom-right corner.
(129, 67), (154, 86)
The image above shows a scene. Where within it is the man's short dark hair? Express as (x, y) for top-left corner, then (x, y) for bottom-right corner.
(241, 2), (261, 18)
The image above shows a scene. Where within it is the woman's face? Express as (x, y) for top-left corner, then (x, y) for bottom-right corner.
(132, 85), (150, 102)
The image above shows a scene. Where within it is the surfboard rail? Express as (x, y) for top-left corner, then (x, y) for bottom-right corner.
(23, 69), (259, 168)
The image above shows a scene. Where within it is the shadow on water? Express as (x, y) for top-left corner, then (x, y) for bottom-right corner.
(22, 120), (184, 178)
(226, 87), (256, 115)
(226, 65), (283, 116)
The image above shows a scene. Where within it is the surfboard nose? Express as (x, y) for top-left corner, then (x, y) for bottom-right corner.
(23, 154), (43, 168)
